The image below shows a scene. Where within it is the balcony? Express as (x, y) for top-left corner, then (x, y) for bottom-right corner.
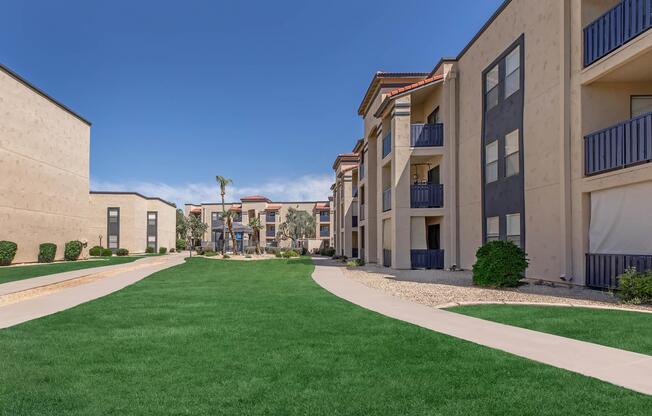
(586, 253), (652, 289)
(352, 215), (358, 228)
(382, 132), (392, 158)
(411, 123), (444, 147)
(382, 188), (391, 212)
(583, 0), (652, 67)
(584, 111), (652, 176)
(411, 249), (444, 270)
(319, 213), (330, 222)
(411, 183), (444, 208)
(320, 228), (329, 237)
(266, 214), (276, 223)
(266, 228), (276, 238)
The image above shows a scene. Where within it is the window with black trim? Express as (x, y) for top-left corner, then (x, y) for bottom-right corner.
(506, 213), (521, 247)
(485, 65), (499, 111)
(485, 141), (498, 183)
(631, 96), (652, 118)
(504, 46), (520, 98)
(505, 129), (520, 177)
(486, 217), (499, 242)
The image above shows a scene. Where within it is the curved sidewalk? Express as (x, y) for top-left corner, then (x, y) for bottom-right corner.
(311, 258), (652, 395)
(0, 254), (186, 329)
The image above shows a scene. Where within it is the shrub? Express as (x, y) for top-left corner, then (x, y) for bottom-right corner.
(204, 250), (217, 257)
(275, 251), (283, 258)
(64, 240), (83, 261)
(472, 240), (528, 287)
(176, 239), (187, 250)
(89, 245), (103, 256)
(0, 241), (18, 266)
(347, 259), (365, 267)
(101, 248), (113, 257)
(145, 246), (155, 254)
(159, 247), (168, 255)
(169, 248), (176, 253)
(618, 267), (652, 304)
(222, 254), (231, 259)
(245, 254), (252, 259)
(282, 250), (299, 258)
(321, 247), (335, 257)
(38, 243), (57, 263)
(116, 248), (129, 256)
(245, 247), (257, 255)
(195, 246), (205, 255)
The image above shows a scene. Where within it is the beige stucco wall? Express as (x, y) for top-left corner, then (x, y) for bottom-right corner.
(455, 0), (564, 279)
(89, 194), (175, 254)
(0, 68), (91, 263)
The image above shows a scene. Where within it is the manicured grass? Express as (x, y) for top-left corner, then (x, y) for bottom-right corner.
(0, 256), (144, 285)
(1, 258), (650, 415)
(448, 304), (652, 356)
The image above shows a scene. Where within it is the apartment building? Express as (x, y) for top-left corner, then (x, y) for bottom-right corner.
(334, 0), (652, 288)
(88, 192), (176, 254)
(0, 64), (176, 262)
(185, 195), (331, 251)
(332, 153), (359, 258)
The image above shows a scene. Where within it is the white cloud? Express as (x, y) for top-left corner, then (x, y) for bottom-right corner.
(91, 173), (333, 207)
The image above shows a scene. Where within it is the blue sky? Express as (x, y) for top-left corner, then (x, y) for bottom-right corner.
(2, 0), (502, 206)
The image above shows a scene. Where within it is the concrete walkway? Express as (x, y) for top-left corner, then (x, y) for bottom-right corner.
(311, 258), (652, 395)
(0, 254), (186, 329)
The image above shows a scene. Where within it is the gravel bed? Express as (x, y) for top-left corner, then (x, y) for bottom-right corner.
(342, 266), (652, 313)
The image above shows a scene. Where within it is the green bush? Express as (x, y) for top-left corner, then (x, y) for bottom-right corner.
(204, 250), (217, 257)
(282, 250), (299, 258)
(101, 248), (113, 257)
(89, 246), (103, 256)
(618, 267), (652, 304)
(472, 240), (528, 287)
(159, 247), (167, 255)
(169, 248), (176, 253)
(64, 240), (83, 261)
(38, 243), (57, 263)
(176, 239), (187, 250)
(145, 246), (155, 254)
(0, 241), (18, 266)
(116, 248), (129, 256)
(245, 254), (252, 259)
(347, 259), (365, 267)
(245, 246), (257, 255)
(222, 254), (231, 259)
(320, 247), (335, 257)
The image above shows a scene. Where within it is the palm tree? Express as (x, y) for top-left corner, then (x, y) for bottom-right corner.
(221, 210), (239, 255)
(248, 215), (263, 254)
(215, 175), (233, 254)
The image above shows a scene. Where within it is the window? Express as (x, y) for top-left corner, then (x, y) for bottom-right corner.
(486, 217), (499, 242)
(506, 213), (521, 247)
(148, 213), (156, 226)
(504, 46), (520, 98)
(485, 141), (498, 183)
(505, 129), (520, 177)
(427, 107), (440, 124)
(631, 96), (652, 118)
(108, 235), (118, 249)
(485, 65), (499, 111)
(108, 209), (119, 222)
(212, 212), (218, 221)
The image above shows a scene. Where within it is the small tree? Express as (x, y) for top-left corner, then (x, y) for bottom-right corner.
(221, 211), (239, 255)
(248, 215), (263, 254)
(176, 208), (188, 240)
(183, 214), (208, 257)
(277, 208), (316, 247)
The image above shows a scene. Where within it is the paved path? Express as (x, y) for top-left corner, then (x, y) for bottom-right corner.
(0, 254), (186, 329)
(311, 258), (652, 395)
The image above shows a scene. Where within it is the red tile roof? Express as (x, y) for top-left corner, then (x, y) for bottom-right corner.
(240, 195), (269, 202)
(229, 204), (242, 212)
(314, 203), (330, 210)
(387, 74), (444, 98)
(190, 207), (201, 214)
(266, 203), (282, 210)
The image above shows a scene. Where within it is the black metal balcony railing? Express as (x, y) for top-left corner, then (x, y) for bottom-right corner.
(320, 228), (329, 237)
(411, 249), (445, 270)
(266, 214), (276, 223)
(382, 188), (391, 212)
(352, 215), (358, 228)
(410, 183), (444, 208)
(266, 228), (276, 237)
(382, 132), (392, 158)
(320, 213), (330, 222)
(586, 253), (652, 289)
(411, 123), (444, 147)
(584, 0), (652, 67)
(383, 249), (391, 267)
(584, 112), (652, 176)
(352, 248), (359, 259)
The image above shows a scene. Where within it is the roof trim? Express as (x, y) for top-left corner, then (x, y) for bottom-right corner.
(90, 191), (176, 208)
(1, 63), (92, 126)
(357, 71), (429, 116)
(374, 75), (444, 118)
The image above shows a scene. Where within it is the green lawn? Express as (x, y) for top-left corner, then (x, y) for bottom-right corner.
(0, 256), (145, 285)
(448, 304), (652, 356)
(1, 258), (650, 415)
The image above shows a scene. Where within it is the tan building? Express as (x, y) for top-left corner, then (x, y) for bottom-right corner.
(185, 195), (331, 251)
(335, 0), (652, 289)
(331, 153), (359, 258)
(0, 64), (176, 262)
(88, 192), (176, 254)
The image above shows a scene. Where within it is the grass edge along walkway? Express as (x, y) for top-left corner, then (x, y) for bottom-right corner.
(1, 257), (650, 415)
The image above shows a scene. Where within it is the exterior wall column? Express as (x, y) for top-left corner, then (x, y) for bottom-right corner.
(391, 95), (412, 269)
(443, 67), (458, 269)
(376, 126), (385, 266)
(366, 139), (379, 264)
